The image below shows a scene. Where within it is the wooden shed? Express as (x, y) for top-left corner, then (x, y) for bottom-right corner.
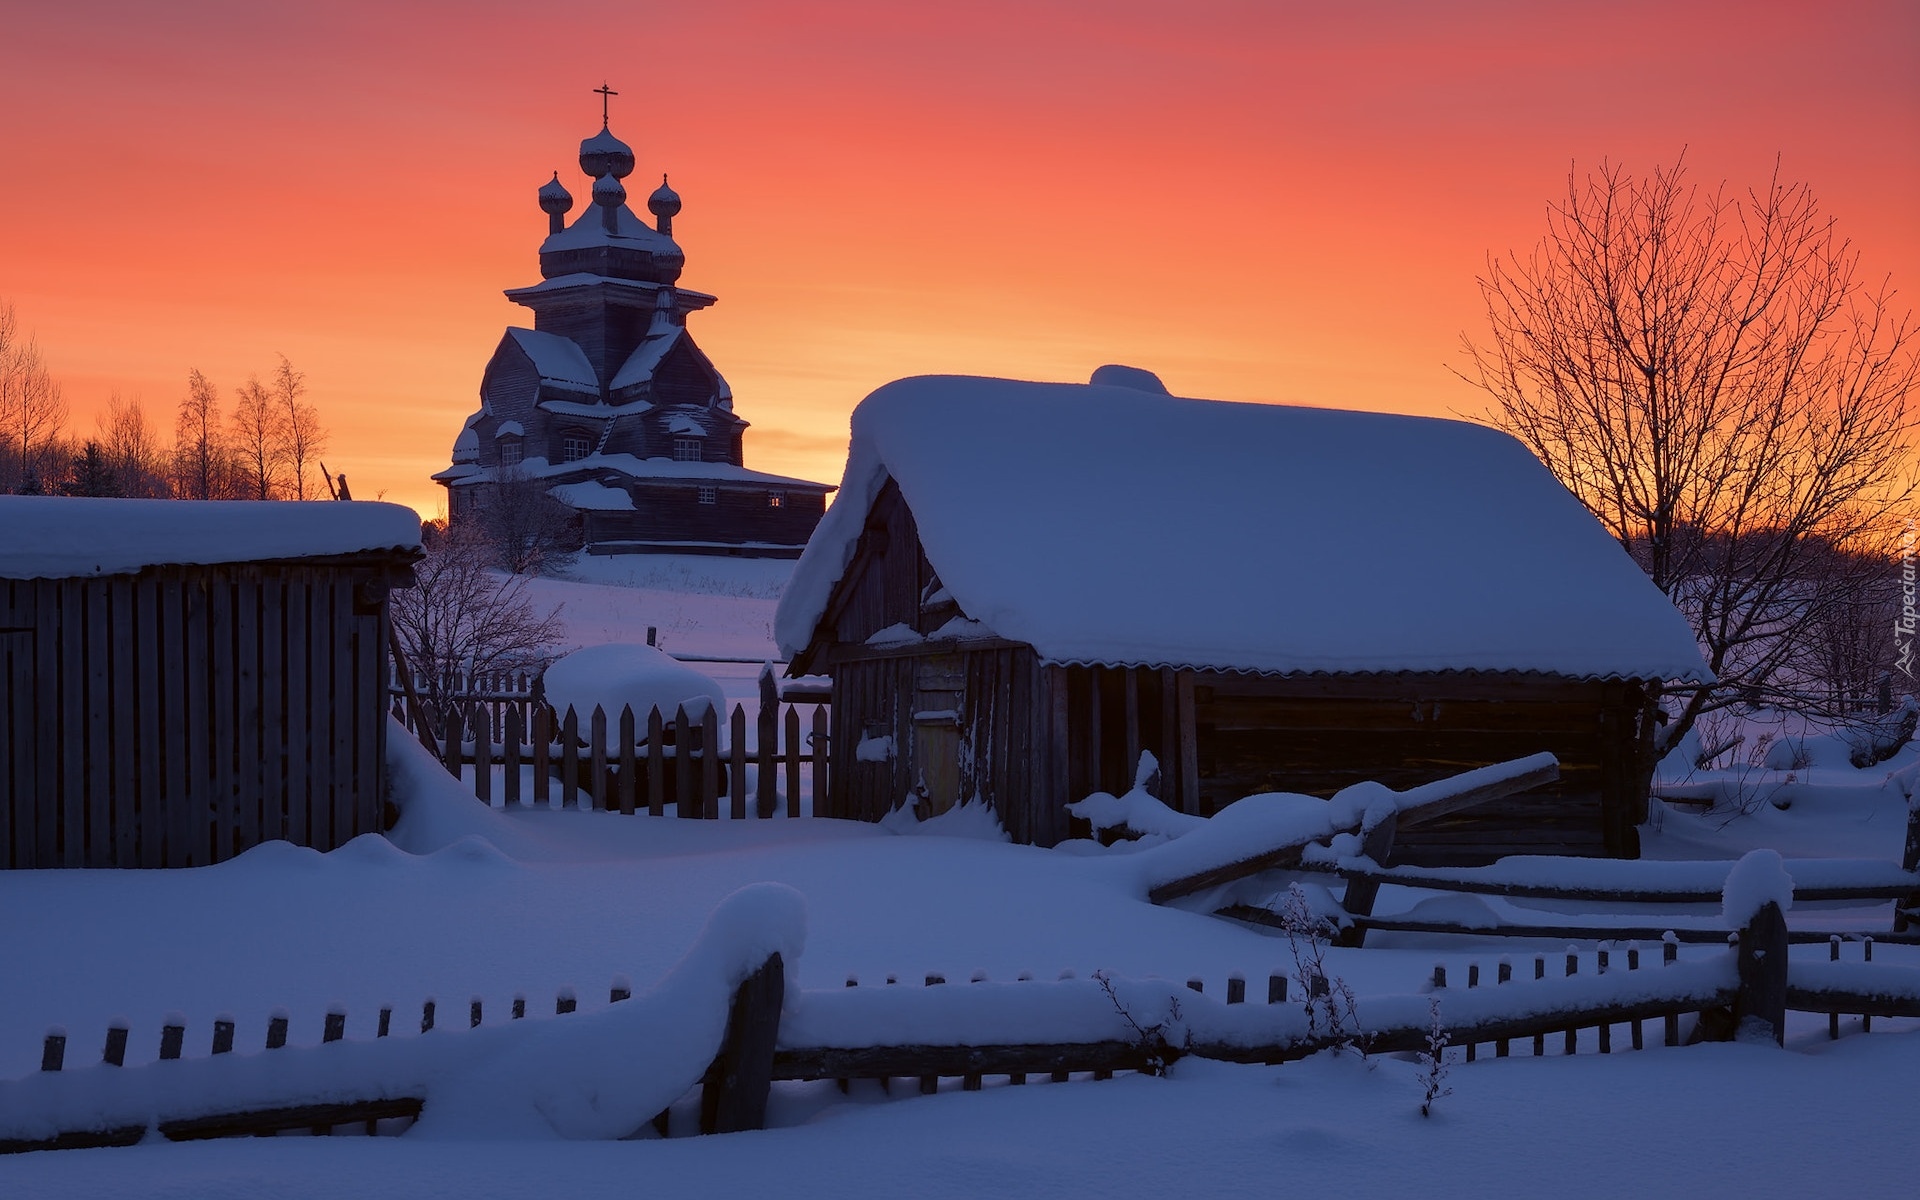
(776, 370), (1711, 865)
(0, 497), (422, 869)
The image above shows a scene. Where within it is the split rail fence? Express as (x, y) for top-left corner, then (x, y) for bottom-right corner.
(388, 660), (830, 819)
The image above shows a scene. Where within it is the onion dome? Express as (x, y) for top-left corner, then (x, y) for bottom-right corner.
(647, 174), (681, 220)
(537, 171), (574, 216)
(579, 125), (635, 180)
(592, 172), (628, 208)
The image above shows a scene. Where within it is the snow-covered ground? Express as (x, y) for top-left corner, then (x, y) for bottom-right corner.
(4, 557), (1917, 1197)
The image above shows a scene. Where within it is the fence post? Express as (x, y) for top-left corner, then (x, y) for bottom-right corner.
(702, 705), (721, 819)
(1339, 810), (1397, 947)
(473, 708), (492, 806)
(533, 705), (551, 808)
(441, 704), (464, 779)
(757, 665), (779, 819)
(731, 704), (748, 820)
(785, 706), (802, 819)
(561, 708), (580, 808)
(647, 706), (666, 817)
(698, 952), (786, 1135)
(1734, 901), (1789, 1046)
(503, 706), (523, 808)
(675, 706), (694, 817)
(618, 706), (637, 816)
(1896, 790), (1920, 932)
(590, 706), (609, 812)
(809, 705), (829, 820)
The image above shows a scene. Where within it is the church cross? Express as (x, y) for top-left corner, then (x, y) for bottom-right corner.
(594, 83), (618, 126)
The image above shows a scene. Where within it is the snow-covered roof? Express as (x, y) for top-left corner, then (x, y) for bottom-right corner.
(548, 480), (635, 511)
(666, 412), (706, 435)
(539, 205), (682, 257)
(775, 374), (1712, 682)
(495, 420), (525, 438)
(0, 498), (422, 580)
(452, 454), (833, 492)
(504, 328), (599, 396)
(611, 326), (681, 392)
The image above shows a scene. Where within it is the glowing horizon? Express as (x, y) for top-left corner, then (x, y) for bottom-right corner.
(3, 0), (1915, 520)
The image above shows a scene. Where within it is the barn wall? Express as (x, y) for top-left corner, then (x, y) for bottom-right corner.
(0, 559), (404, 870)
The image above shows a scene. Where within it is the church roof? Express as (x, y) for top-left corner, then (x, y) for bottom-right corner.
(540, 204), (681, 257)
(504, 328), (599, 395)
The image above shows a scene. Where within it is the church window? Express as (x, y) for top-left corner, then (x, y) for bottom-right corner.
(767, 491), (785, 509)
(673, 437), (703, 462)
(499, 438), (523, 466)
(698, 485), (717, 505)
(561, 433), (591, 462)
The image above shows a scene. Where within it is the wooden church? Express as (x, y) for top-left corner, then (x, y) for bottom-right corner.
(436, 92), (833, 556)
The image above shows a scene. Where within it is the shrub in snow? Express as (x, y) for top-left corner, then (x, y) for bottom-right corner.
(1417, 997), (1452, 1118)
(1273, 884), (1361, 1053)
(1721, 849), (1794, 929)
(542, 642), (726, 724)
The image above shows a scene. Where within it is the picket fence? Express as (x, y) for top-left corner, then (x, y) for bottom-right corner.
(389, 662), (829, 819)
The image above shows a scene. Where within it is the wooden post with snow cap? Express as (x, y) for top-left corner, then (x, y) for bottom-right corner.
(1727, 850), (1792, 1046)
(699, 952), (787, 1135)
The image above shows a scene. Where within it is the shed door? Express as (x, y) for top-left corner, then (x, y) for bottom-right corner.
(913, 654), (964, 816)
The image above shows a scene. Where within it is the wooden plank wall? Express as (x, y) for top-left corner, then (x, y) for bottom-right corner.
(0, 563), (395, 870)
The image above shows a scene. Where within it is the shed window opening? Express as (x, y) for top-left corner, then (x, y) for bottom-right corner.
(560, 433), (592, 463)
(674, 437), (703, 462)
(698, 485), (717, 505)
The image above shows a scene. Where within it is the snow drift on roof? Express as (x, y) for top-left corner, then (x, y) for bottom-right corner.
(0, 498), (422, 580)
(539, 205), (681, 256)
(775, 374), (1711, 682)
(549, 480), (635, 511)
(505, 328), (599, 395)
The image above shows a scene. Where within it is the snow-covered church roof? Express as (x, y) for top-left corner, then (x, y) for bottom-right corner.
(775, 373), (1711, 682)
(505, 328), (599, 395)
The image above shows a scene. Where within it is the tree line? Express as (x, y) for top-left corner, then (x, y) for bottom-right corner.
(0, 302), (330, 501)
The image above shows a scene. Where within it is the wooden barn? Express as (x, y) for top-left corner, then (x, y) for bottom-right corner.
(0, 498), (422, 869)
(776, 369), (1711, 864)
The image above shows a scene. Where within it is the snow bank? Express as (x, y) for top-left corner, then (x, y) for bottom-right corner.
(0, 497), (421, 579)
(1721, 849), (1795, 928)
(0, 884), (806, 1145)
(777, 374), (1709, 682)
(1066, 754), (1206, 839)
(541, 643), (727, 723)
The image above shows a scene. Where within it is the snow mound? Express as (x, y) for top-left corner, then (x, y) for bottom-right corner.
(542, 643), (727, 723)
(879, 800), (1012, 842)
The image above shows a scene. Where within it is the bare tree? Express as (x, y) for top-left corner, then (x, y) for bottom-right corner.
(475, 469), (580, 574)
(1459, 155), (1919, 750)
(272, 354), (327, 500)
(97, 392), (170, 497)
(0, 302), (69, 493)
(230, 374), (286, 499)
(173, 369), (231, 500)
(389, 519), (567, 708)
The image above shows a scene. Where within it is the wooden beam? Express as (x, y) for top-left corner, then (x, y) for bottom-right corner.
(698, 952), (786, 1135)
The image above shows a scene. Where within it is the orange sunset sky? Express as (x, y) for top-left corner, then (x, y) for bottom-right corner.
(2, 0), (1916, 520)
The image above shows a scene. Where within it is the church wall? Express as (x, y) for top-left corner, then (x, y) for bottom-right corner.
(533, 301), (648, 390)
(582, 482), (828, 549)
(652, 341), (717, 406)
(482, 352), (540, 426)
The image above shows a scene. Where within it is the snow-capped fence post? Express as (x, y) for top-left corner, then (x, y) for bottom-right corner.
(160, 1018), (184, 1061)
(698, 952), (786, 1136)
(325, 1009), (347, 1043)
(103, 1022), (127, 1067)
(1226, 974), (1246, 1005)
(1862, 938), (1874, 1032)
(267, 1012), (288, 1049)
(440, 705), (463, 778)
(213, 1017), (235, 1055)
(1733, 902), (1789, 1045)
(1496, 960), (1512, 1057)
(1897, 787), (1920, 932)
(757, 665), (779, 819)
(1828, 936), (1842, 1039)
(921, 974), (946, 1094)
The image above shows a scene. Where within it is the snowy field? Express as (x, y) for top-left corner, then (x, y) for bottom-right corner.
(4, 558), (1918, 1198)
